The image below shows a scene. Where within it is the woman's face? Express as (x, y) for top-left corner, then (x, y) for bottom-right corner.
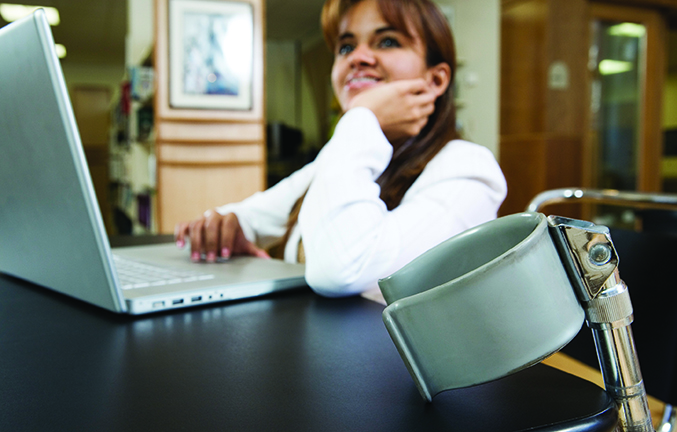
(330, 0), (429, 111)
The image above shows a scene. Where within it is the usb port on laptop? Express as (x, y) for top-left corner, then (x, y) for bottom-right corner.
(172, 298), (184, 305)
(191, 296), (202, 302)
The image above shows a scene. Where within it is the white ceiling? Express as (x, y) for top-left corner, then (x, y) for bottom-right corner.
(0, 0), (326, 66)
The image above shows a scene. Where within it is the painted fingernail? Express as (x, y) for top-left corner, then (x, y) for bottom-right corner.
(176, 240), (185, 248)
(221, 248), (230, 259)
(206, 252), (216, 263)
(191, 252), (200, 262)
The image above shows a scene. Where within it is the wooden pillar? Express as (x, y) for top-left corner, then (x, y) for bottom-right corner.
(154, 0), (266, 233)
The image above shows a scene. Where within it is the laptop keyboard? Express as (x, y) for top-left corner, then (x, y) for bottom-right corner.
(113, 255), (215, 290)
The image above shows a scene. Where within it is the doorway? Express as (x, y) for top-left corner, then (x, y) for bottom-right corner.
(585, 3), (666, 228)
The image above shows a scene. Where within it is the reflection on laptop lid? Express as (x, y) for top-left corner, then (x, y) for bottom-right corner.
(0, 11), (306, 315)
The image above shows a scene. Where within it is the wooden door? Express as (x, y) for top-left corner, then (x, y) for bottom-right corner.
(499, 0), (589, 217)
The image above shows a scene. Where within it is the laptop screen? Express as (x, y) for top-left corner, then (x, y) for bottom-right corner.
(0, 11), (125, 312)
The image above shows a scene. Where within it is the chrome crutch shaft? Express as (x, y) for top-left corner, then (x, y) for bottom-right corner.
(585, 273), (653, 431)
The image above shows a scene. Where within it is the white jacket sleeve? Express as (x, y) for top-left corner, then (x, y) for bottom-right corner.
(299, 107), (506, 297)
(213, 161), (316, 248)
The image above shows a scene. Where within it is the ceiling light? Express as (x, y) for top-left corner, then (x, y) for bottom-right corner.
(0, 3), (60, 25)
(599, 59), (633, 75)
(55, 43), (65, 59)
(607, 22), (645, 38)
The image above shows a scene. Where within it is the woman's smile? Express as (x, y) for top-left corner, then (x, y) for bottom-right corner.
(345, 73), (382, 91)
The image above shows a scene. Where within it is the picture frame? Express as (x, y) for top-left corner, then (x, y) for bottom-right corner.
(168, 0), (254, 110)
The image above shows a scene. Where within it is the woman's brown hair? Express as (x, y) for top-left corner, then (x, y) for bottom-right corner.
(274, 0), (459, 258)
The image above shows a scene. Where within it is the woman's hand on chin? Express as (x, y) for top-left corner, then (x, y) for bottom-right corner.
(348, 78), (436, 143)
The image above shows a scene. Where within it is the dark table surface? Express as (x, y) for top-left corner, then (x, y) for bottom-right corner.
(0, 237), (618, 432)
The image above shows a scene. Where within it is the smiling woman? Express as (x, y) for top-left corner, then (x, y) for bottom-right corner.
(175, 0), (507, 300)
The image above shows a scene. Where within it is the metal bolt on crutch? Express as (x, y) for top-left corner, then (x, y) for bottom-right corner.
(548, 215), (654, 432)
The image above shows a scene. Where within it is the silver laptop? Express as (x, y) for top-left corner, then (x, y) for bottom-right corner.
(0, 10), (306, 315)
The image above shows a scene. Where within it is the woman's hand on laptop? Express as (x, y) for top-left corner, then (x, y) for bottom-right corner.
(174, 211), (270, 263)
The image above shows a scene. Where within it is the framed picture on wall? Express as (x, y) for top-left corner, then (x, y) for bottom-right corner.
(168, 0), (253, 110)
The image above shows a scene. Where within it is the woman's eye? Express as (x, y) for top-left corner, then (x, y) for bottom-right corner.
(378, 37), (401, 48)
(337, 44), (354, 55)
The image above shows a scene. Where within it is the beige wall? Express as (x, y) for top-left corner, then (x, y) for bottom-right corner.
(266, 40), (299, 127)
(300, 38), (334, 152)
(127, 0), (154, 66)
(435, 0), (501, 157)
(266, 37), (334, 153)
(61, 63), (125, 99)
